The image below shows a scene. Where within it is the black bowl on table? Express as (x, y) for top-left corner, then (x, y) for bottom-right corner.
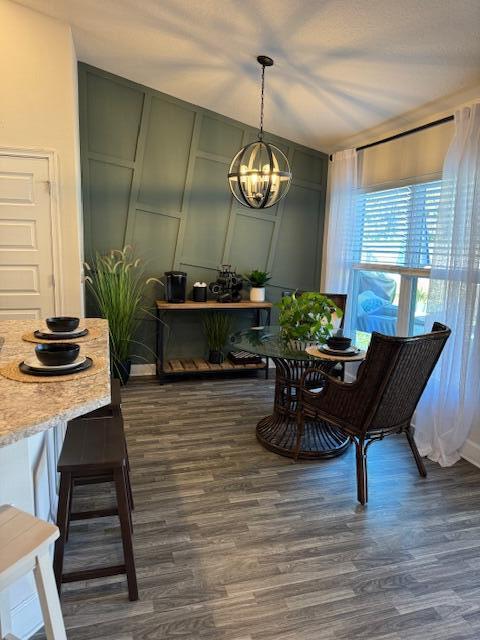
(45, 316), (80, 333)
(326, 335), (352, 351)
(35, 343), (80, 367)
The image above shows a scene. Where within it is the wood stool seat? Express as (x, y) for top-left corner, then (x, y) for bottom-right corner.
(0, 505), (66, 639)
(54, 417), (138, 601)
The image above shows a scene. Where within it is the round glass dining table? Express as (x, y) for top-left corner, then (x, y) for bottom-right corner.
(231, 326), (365, 459)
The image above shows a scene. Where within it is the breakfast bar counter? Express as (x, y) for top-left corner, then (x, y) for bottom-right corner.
(0, 318), (110, 448)
(0, 317), (110, 638)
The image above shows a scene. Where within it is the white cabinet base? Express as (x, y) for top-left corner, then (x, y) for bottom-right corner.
(0, 424), (64, 639)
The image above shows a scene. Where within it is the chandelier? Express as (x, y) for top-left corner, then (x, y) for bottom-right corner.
(228, 56), (292, 209)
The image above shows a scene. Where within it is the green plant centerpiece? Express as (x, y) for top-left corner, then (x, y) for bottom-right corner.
(244, 269), (271, 302)
(84, 246), (158, 384)
(277, 292), (343, 350)
(203, 313), (232, 364)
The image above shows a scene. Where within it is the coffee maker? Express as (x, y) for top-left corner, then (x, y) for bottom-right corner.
(164, 271), (187, 303)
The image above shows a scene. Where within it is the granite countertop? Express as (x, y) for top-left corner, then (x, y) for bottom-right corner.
(0, 318), (110, 448)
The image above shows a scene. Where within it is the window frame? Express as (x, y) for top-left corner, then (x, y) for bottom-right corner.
(351, 173), (443, 337)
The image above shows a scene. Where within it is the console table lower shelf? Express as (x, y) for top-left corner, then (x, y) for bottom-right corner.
(155, 299), (272, 383)
(164, 357), (266, 375)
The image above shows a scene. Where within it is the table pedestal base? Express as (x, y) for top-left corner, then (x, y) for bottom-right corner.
(256, 357), (350, 459)
(257, 414), (350, 459)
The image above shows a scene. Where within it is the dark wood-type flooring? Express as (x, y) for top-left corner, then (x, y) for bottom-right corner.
(36, 375), (480, 640)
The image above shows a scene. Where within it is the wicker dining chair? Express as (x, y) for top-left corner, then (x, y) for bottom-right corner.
(296, 322), (451, 504)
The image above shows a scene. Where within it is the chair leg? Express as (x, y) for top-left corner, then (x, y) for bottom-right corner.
(53, 471), (71, 594)
(405, 427), (427, 478)
(114, 466), (138, 601)
(354, 438), (368, 505)
(294, 413), (305, 461)
(33, 551), (67, 640)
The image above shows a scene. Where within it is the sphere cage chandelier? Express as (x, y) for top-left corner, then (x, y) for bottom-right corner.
(228, 55), (292, 209)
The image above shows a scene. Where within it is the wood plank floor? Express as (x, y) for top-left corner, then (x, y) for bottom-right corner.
(37, 375), (480, 640)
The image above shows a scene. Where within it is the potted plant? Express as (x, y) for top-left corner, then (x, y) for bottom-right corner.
(84, 246), (158, 384)
(277, 292), (342, 351)
(203, 313), (232, 364)
(244, 269), (271, 302)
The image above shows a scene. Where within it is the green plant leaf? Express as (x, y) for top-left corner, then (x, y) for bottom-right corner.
(243, 269), (272, 287)
(276, 292), (342, 342)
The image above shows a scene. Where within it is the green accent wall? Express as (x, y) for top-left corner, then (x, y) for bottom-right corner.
(79, 63), (328, 363)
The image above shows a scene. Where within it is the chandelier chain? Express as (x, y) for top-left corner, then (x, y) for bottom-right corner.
(258, 63), (265, 140)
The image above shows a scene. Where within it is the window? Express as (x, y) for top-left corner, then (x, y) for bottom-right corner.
(351, 179), (442, 345)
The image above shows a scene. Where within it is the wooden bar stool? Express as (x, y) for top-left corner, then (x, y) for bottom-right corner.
(0, 505), (67, 640)
(66, 378), (134, 519)
(54, 417), (138, 601)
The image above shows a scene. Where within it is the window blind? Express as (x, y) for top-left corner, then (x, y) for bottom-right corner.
(355, 180), (443, 268)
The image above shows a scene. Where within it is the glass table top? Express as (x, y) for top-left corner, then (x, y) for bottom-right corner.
(231, 326), (319, 361)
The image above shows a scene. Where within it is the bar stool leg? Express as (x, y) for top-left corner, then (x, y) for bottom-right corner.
(65, 476), (74, 542)
(33, 551), (67, 640)
(114, 466), (138, 601)
(0, 589), (12, 638)
(54, 471), (71, 594)
(125, 453), (135, 513)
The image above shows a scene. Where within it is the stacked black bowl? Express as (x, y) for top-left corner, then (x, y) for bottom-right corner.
(46, 316), (80, 332)
(35, 343), (80, 366)
(326, 333), (352, 351)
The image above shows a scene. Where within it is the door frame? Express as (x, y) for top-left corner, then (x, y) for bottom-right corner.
(0, 146), (64, 315)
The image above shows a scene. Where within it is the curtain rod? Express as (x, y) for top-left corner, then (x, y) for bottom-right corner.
(329, 114), (454, 160)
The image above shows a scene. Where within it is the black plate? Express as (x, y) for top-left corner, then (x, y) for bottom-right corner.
(34, 328), (89, 340)
(19, 357), (93, 377)
(320, 345), (359, 357)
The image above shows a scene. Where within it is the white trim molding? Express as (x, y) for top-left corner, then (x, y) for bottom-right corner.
(461, 439), (480, 469)
(131, 363), (156, 377)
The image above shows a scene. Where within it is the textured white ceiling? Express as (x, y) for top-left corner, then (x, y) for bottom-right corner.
(18, 0), (480, 151)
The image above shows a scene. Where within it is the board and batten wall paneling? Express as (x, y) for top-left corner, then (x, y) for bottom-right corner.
(79, 63), (328, 362)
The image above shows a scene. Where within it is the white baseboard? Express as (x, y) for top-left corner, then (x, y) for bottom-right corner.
(461, 438), (480, 469)
(131, 363), (156, 376)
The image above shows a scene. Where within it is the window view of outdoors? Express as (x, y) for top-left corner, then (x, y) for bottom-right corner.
(412, 277), (430, 335)
(354, 270), (400, 349)
(352, 180), (441, 348)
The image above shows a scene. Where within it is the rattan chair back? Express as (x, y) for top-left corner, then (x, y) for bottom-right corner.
(360, 322), (451, 434)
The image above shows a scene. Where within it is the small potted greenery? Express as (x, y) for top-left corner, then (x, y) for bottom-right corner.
(84, 246), (159, 384)
(244, 269), (271, 302)
(277, 292), (342, 351)
(203, 313), (232, 364)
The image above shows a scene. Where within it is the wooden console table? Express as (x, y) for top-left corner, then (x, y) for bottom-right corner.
(155, 300), (272, 382)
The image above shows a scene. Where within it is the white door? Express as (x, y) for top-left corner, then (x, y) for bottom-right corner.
(0, 153), (56, 320)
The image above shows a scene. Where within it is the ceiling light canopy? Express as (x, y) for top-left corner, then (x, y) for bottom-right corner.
(228, 56), (292, 209)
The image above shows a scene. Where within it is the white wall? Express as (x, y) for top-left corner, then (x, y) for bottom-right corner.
(0, 0), (83, 315)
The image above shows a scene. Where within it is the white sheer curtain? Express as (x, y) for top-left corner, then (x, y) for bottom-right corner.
(323, 149), (358, 334)
(415, 103), (480, 466)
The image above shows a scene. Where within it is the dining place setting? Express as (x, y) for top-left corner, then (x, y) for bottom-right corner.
(0, 316), (107, 385)
(304, 329), (364, 360)
(20, 317), (92, 378)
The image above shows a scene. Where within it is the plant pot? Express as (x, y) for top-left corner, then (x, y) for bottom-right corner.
(114, 358), (132, 385)
(250, 287), (266, 302)
(208, 349), (224, 364)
